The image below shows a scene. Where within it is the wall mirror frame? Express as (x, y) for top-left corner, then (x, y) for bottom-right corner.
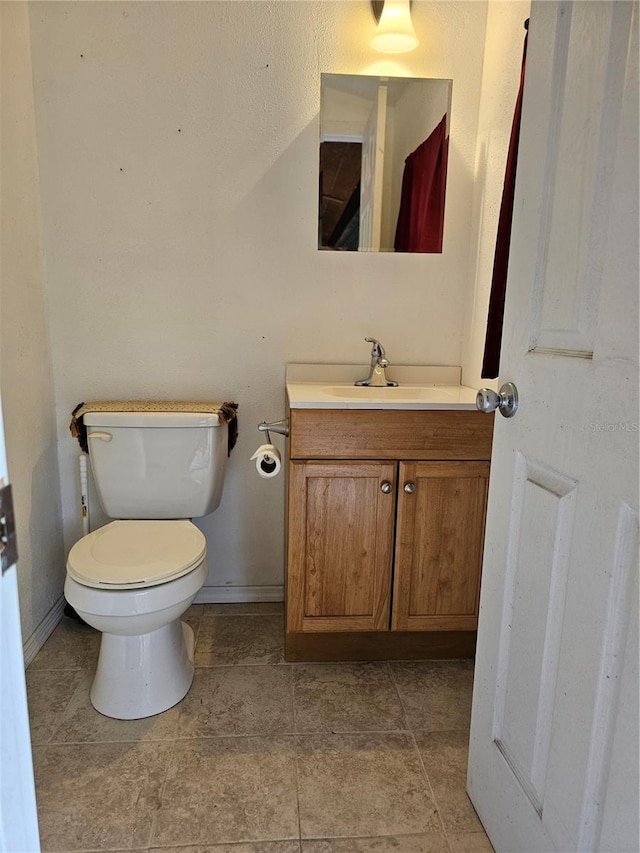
(318, 73), (452, 253)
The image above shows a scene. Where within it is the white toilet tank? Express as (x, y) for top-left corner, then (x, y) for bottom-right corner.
(84, 411), (228, 519)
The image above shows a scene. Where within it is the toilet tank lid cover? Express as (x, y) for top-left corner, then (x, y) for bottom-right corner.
(70, 400), (238, 455)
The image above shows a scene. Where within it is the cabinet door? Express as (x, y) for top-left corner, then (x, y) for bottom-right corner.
(391, 461), (490, 632)
(288, 461), (396, 632)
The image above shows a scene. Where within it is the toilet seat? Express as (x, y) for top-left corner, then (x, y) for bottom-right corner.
(67, 520), (206, 590)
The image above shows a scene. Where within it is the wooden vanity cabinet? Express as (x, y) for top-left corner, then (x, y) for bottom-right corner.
(285, 408), (494, 659)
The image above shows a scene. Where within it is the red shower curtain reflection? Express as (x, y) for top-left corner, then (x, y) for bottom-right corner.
(394, 114), (448, 253)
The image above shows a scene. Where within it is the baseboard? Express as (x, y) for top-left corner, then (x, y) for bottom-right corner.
(195, 585), (284, 604)
(22, 594), (66, 668)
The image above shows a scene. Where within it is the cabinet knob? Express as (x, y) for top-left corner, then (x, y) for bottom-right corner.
(404, 482), (416, 494)
(380, 481), (393, 494)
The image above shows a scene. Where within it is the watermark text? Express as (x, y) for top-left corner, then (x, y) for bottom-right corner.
(589, 422), (638, 432)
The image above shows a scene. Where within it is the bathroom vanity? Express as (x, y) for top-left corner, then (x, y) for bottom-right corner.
(285, 365), (494, 661)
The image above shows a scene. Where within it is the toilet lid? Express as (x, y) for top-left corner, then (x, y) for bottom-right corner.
(67, 520), (207, 590)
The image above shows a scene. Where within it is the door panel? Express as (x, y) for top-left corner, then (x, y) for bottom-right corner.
(0, 392), (41, 851)
(468, 4), (639, 851)
(492, 455), (578, 814)
(287, 461), (396, 632)
(392, 461), (489, 632)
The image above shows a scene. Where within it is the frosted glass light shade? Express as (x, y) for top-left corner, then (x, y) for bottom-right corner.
(371, 0), (419, 54)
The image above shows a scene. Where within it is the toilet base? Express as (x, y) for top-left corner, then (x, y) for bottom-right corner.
(90, 619), (195, 719)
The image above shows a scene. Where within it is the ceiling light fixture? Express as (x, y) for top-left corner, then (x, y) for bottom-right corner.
(370, 0), (419, 54)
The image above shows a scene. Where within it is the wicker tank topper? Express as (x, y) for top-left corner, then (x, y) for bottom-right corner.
(70, 400), (238, 455)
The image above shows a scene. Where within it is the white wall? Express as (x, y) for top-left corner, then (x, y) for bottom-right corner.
(321, 84), (372, 138)
(461, 0), (531, 391)
(28, 0), (491, 600)
(0, 3), (66, 637)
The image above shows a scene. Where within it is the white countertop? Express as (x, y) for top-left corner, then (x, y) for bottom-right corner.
(286, 364), (479, 411)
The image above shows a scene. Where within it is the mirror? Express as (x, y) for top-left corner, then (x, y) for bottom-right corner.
(319, 73), (452, 253)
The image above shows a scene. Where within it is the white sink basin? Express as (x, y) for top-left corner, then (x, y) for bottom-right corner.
(286, 365), (479, 411)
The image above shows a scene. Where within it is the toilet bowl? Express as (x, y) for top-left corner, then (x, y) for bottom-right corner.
(65, 519), (208, 719)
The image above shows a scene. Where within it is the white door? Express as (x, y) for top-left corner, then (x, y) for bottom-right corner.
(469, 3), (638, 852)
(0, 392), (40, 851)
(359, 83), (387, 251)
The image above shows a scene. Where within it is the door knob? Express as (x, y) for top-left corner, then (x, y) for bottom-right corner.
(403, 482), (416, 494)
(476, 381), (519, 418)
(380, 481), (393, 494)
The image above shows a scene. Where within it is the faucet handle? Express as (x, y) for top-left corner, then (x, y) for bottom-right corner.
(364, 337), (385, 359)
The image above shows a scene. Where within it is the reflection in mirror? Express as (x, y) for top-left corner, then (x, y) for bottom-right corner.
(319, 74), (452, 253)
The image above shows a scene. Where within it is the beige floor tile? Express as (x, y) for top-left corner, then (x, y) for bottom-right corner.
(195, 614), (285, 666)
(177, 665), (294, 737)
(26, 670), (85, 745)
(293, 663), (407, 733)
(436, 793), (482, 834)
(35, 741), (172, 851)
(296, 732), (441, 839)
(29, 617), (100, 671)
(183, 604), (205, 631)
(447, 832), (494, 853)
(390, 662), (474, 732)
(31, 611), (481, 853)
(151, 736), (299, 846)
(151, 844), (299, 853)
(49, 672), (180, 744)
(415, 731), (483, 834)
(30, 744), (47, 772)
(301, 835), (450, 852)
(204, 602), (284, 615)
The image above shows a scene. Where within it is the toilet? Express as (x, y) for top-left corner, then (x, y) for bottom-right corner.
(64, 408), (228, 720)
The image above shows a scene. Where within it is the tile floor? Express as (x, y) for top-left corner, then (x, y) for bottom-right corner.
(27, 603), (494, 853)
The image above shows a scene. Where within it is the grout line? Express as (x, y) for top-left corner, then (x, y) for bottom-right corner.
(387, 662), (448, 837)
(69, 845), (295, 852)
(189, 612), (203, 650)
(43, 670), (92, 745)
(194, 660), (291, 669)
(294, 728), (412, 738)
(291, 663), (304, 846)
(199, 611), (285, 618)
(26, 666), (95, 673)
(410, 727), (448, 838)
(146, 734), (180, 849)
(38, 727), (426, 746)
(298, 832), (454, 845)
(384, 660), (411, 732)
(56, 840), (301, 853)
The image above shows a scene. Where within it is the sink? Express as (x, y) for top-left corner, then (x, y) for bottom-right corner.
(321, 385), (458, 402)
(286, 365), (480, 411)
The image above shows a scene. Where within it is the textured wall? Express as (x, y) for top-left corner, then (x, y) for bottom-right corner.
(28, 1), (490, 599)
(0, 3), (66, 637)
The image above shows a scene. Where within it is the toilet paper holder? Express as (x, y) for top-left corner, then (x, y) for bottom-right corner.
(257, 419), (289, 442)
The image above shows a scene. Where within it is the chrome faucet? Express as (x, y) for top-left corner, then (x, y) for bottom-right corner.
(355, 337), (398, 387)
